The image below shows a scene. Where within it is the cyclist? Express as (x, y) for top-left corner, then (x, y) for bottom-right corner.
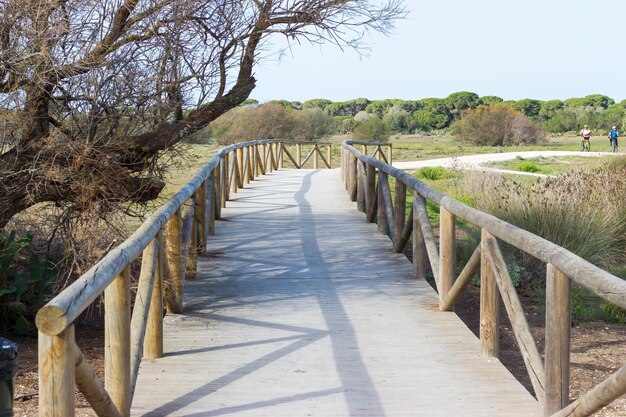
(608, 126), (619, 152)
(579, 124), (591, 151)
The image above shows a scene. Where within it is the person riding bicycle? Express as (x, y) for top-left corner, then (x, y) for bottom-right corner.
(580, 125), (591, 150)
(608, 126), (619, 150)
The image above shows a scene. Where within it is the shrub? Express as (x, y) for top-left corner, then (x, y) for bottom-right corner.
(516, 161), (539, 173)
(602, 302), (626, 323)
(0, 231), (58, 334)
(418, 167), (448, 180)
(451, 104), (545, 146)
(352, 117), (389, 142)
(456, 165), (626, 281)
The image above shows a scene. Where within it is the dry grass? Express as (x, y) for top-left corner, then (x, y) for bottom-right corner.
(454, 158), (626, 274)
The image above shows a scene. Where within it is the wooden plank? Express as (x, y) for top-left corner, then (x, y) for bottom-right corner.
(131, 169), (541, 417)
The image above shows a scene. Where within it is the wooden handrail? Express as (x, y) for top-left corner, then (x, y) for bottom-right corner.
(341, 140), (626, 417)
(342, 142), (626, 309)
(36, 138), (299, 417)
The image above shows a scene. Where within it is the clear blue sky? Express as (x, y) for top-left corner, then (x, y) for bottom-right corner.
(252, 0), (625, 103)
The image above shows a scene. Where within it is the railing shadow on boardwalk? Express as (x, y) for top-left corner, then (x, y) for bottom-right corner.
(32, 138), (626, 417)
(137, 170), (387, 416)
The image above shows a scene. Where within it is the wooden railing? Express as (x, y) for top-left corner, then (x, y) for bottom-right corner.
(341, 141), (626, 417)
(278, 141), (333, 169)
(34, 138), (331, 417)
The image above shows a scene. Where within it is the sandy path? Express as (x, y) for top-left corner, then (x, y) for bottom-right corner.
(392, 150), (613, 177)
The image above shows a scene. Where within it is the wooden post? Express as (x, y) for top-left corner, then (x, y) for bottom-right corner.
(105, 265), (131, 417)
(130, 239), (158, 398)
(393, 180), (406, 253)
(207, 172), (216, 237)
(237, 147), (244, 180)
(313, 145), (319, 169)
(144, 232), (164, 359)
(377, 172), (389, 235)
(439, 207), (455, 310)
(349, 154), (357, 202)
(180, 201), (195, 283)
(356, 161), (365, 213)
(195, 182), (206, 255)
(261, 143), (267, 173)
(220, 156), (227, 208)
(224, 152), (231, 201)
(186, 206), (197, 280)
(213, 165), (221, 219)
(327, 144), (332, 169)
(164, 209), (183, 313)
(39, 326), (75, 417)
(545, 264), (571, 416)
(244, 147), (251, 184)
(366, 164), (377, 223)
(412, 193), (426, 279)
(480, 229), (500, 358)
(230, 151), (238, 195)
(278, 143), (284, 168)
(297, 143), (302, 168)
(73, 344), (122, 417)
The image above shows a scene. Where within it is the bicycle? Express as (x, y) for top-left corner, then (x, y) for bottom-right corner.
(610, 137), (618, 153)
(580, 138), (591, 152)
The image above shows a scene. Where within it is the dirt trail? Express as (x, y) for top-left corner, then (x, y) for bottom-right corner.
(393, 150), (611, 176)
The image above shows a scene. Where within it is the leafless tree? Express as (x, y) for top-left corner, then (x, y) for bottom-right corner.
(0, 0), (405, 229)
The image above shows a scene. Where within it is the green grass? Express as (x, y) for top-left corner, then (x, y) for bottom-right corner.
(386, 134), (585, 162)
(484, 155), (611, 175)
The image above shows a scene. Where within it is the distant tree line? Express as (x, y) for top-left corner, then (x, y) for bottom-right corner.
(207, 92), (625, 144)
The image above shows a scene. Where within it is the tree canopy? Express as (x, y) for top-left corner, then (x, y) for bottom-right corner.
(0, 0), (406, 228)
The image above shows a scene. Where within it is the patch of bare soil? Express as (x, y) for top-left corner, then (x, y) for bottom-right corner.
(7, 287), (626, 416)
(11, 319), (104, 417)
(455, 285), (626, 417)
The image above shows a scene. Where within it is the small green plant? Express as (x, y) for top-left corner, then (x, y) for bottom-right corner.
(516, 161), (539, 173)
(419, 166), (448, 180)
(0, 230), (58, 334)
(602, 302), (626, 323)
(571, 287), (605, 323)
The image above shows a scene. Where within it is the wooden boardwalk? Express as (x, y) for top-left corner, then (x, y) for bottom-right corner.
(131, 168), (541, 417)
